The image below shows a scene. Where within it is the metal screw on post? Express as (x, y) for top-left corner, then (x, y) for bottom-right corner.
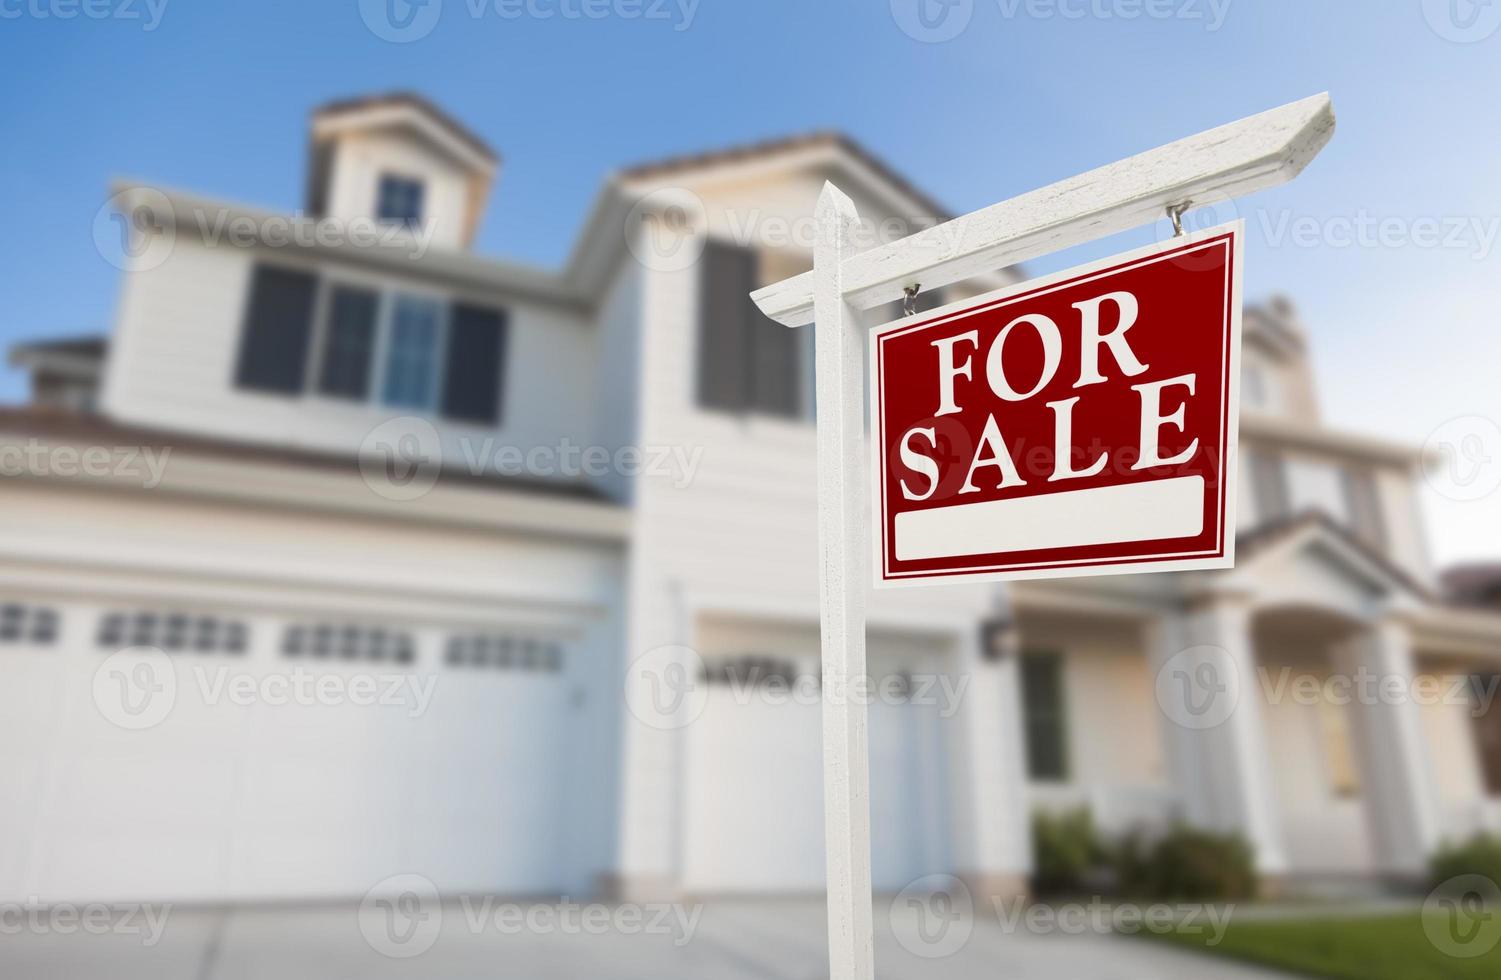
(902, 284), (922, 317)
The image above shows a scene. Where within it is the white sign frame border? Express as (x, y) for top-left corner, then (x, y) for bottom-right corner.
(868, 220), (1246, 589)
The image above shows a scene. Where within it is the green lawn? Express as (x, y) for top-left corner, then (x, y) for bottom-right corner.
(1144, 911), (1501, 980)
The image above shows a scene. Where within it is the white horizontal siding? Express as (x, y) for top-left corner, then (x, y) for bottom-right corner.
(102, 238), (598, 488)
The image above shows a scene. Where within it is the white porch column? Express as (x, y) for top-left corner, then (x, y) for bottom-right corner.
(1149, 596), (1288, 877)
(951, 620), (1032, 900)
(1335, 617), (1443, 880)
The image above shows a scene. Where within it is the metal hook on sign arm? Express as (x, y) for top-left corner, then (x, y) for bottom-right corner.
(1166, 201), (1192, 237)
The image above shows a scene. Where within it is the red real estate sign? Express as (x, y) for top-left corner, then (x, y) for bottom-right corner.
(871, 223), (1243, 586)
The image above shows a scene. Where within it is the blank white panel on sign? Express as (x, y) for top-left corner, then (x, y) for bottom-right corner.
(894, 476), (1206, 561)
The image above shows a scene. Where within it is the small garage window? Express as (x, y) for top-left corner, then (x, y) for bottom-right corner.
(0, 603), (59, 645)
(97, 610), (248, 654)
(445, 633), (563, 672)
(702, 655), (808, 690)
(282, 623), (415, 664)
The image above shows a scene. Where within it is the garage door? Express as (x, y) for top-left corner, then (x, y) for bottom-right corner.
(680, 617), (953, 894)
(0, 597), (574, 904)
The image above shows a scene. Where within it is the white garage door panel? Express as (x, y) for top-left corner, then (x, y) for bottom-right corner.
(681, 621), (956, 895)
(682, 692), (824, 893)
(405, 673), (568, 893)
(6, 600), (577, 904)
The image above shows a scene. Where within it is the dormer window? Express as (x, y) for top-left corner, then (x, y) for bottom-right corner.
(376, 174), (425, 228)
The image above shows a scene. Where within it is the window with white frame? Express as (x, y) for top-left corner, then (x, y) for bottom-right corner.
(315, 284), (380, 401)
(376, 174), (425, 228)
(237, 262), (509, 424)
(380, 294), (445, 410)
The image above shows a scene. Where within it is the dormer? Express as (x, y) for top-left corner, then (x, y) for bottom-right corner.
(305, 93), (499, 251)
(1241, 295), (1320, 423)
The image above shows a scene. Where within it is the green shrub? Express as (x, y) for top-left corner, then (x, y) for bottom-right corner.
(1032, 807), (1102, 896)
(1114, 824), (1257, 901)
(1432, 833), (1501, 889)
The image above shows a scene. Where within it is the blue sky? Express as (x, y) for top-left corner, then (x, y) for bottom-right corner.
(1, 0), (1498, 563)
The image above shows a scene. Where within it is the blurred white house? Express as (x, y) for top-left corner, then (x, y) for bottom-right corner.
(3, 94), (1500, 906)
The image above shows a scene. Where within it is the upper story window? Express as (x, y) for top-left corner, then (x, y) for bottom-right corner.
(376, 174), (425, 229)
(1341, 466), (1388, 552)
(317, 285), (380, 400)
(235, 263), (508, 427)
(1246, 447), (1292, 526)
(1241, 360), (1283, 413)
(696, 240), (807, 421)
(381, 295), (444, 410)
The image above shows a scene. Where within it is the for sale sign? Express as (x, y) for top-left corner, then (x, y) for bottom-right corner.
(871, 222), (1243, 586)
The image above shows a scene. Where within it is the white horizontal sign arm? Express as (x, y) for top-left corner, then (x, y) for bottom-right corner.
(751, 92), (1334, 327)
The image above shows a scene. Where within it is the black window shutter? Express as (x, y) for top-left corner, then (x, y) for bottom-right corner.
(317, 285), (379, 400)
(442, 303), (507, 425)
(234, 265), (318, 395)
(750, 312), (800, 418)
(696, 240), (757, 412)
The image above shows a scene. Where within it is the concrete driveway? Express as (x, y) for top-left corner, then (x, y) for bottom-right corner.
(2, 897), (1293, 979)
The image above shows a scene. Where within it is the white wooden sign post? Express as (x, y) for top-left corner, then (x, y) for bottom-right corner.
(752, 93), (1335, 980)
